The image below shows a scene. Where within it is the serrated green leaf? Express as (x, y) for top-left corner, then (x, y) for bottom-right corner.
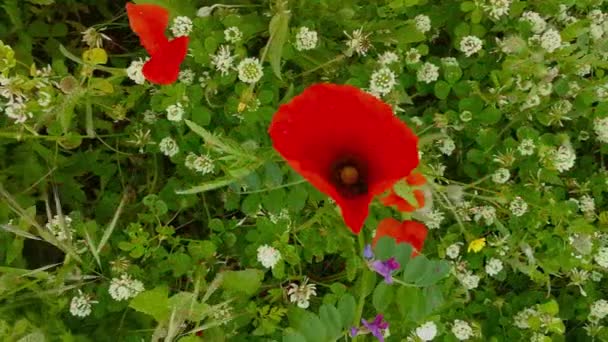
(129, 286), (170, 322)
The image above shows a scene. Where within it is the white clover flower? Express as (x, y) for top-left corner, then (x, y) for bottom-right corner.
(485, 258), (504, 276)
(257, 244), (281, 269)
(518, 138), (535, 156)
(458, 271), (480, 290)
(4, 101), (32, 124)
(590, 299), (608, 322)
(69, 290), (97, 318)
(159, 137), (179, 157)
(580, 195), (595, 215)
(594, 117), (608, 143)
(369, 67), (397, 96)
(126, 59), (146, 85)
(224, 26), (242, 43)
(552, 143), (576, 173)
(595, 247), (608, 268)
(423, 209), (445, 229)
(378, 51), (399, 65)
(590, 24), (604, 40)
(471, 205), (496, 226)
(170, 16), (193, 37)
(491, 168), (510, 184)
(446, 243), (461, 259)
(521, 94), (540, 110)
(521, 11), (546, 33)
(592, 271), (603, 282)
(185, 153), (215, 175)
(166, 103), (184, 122)
(459, 36), (483, 57)
(295, 27), (318, 51)
(452, 320), (474, 340)
(414, 14), (432, 33)
(576, 64), (591, 77)
(108, 274), (145, 301)
(237, 57), (264, 84)
(415, 321), (438, 341)
(514, 307), (538, 329)
(405, 48), (421, 64)
(345, 28), (371, 56)
(537, 82), (552, 97)
(540, 28), (562, 53)
(486, 0), (511, 20)
(211, 45), (235, 76)
(178, 69), (195, 85)
(143, 110), (158, 124)
(509, 197), (528, 217)
(46, 214), (74, 241)
(287, 278), (317, 309)
(588, 9), (606, 25)
(438, 137), (456, 155)
(417, 62), (439, 83)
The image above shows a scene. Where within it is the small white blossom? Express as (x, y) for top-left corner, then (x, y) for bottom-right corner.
(178, 69), (195, 85)
(69, 290), (97, 318)
(414, 14), (432, 33)
(458, 271), (480, 290)
(185, 153), (215, 175)
(540, 28), (562, 53)
(491, 168), (510, 184)
(509, 197), (528, 217)
(451, 320), (474, 340)
(345, 28), (371, 56)
(46, 214), (74, 241)
(211, 45), (235, 76)
(595, 247), (608, 268)
(423, 210), (445, 229)
(170, 16), (193, 37)
(514, 307), (539, 329)
(459, 36), (483, 57)
(594, 117), (608, 143)
(295, 27), (318, 51)
(590, 23), (604, 40)
(446, 243), (461, 259)
(471, 205), (496, 226)
(577, 64), (591, 77)
(521, 11), (547, 33)
(417, 62), (439, 83)
(486, 0), (511, 20)
(4, 101), (32, 123)
(369, 67), (397, 96)
(257, 244), (281, 269)
(438, 137), (456, 155)
(287, 278), (317, 309)
(108, 274), (144, 301)
(143, 110), (158, 124)
(518, 138), (535, 156)
(485, 258), (504, 276)
(224, 26), (242, 43)
(38, 91), (52, 108)
(237, 57), (264, 84)
(159, 137), (179, 157)
(126, 59), (146, 85)
(378, 51), (399, 65)
(405, 48), (421, 64)
(588, 9), (606, 24)
(415, 321), (438, 341)
(81, 27), (111, 48)
(580, 195), (595, 215)
(166, 103), (184, 122)
(552, 142), (576, 173)
(590, 299), (608, 322)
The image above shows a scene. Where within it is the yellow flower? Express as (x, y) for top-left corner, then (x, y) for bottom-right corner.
(468, 238), (486, 253)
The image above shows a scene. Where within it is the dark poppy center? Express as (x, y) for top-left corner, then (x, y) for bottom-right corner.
(330, 157), (368, 198)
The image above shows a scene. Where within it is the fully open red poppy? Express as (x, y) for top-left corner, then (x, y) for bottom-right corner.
(381, 172), (427, 212)
(268, 83), (419, 233)
(126, 2), (188, 85)
(372, 218), (428, 256)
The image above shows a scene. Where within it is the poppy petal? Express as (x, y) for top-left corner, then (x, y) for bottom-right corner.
(372, 218), (428, 256)
(381, 188), (425, 212)
(126, 2), (170, 55)
(269, 83), (419, 233)
(142, 36), (189, 85)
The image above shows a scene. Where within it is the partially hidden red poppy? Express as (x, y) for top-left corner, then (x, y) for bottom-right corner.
(372, 218), (428, 256)
(381, 172), (426, 212)
(268, 83), (419, 234)
(126, 2), (189, 85)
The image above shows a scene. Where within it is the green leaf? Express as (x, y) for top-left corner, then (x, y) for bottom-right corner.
(296, 312), (327, 342)
(374, 236), (397, 260)
(372, 282), (394, 312)
(479, 106), (502, 125)
(337, 294), (356, 328)
(434, 80), (451, 99)
(221, 269), (263, 296)
(319, 304), (343, 339)
(402, 255), (429, 284)
(444, 65), (463, 84)
(129, 286), (170, 322)
(267, 8), (291, 79)
(283, 333), (307, 342)
(415, 260), (451, 286)
(393, 243), (414, 269)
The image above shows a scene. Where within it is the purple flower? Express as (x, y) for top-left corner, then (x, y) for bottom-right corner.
(363, 244), (374, 260)
(371, 257), (400, 284)
(351, 314), (390, 342)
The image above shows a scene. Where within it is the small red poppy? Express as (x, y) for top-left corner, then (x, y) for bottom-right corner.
(372, 218), (428, 256)
(126, 2), (189, 85)
(381, 172), (427, 212)
(268, 83), (419, 233)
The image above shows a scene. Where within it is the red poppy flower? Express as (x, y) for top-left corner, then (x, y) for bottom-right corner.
(372, 218), (428, 256)
(268, 83), (419, 233)
(381, 172), (427, 212)
(126, 2), (189, 85)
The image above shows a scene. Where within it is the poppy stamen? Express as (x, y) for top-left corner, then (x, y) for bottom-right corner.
(340, 166), (359, 185)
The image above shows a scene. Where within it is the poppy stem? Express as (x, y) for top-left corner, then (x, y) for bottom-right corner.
(352, 233), (367, 340)
(236, 179), (307, 194)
